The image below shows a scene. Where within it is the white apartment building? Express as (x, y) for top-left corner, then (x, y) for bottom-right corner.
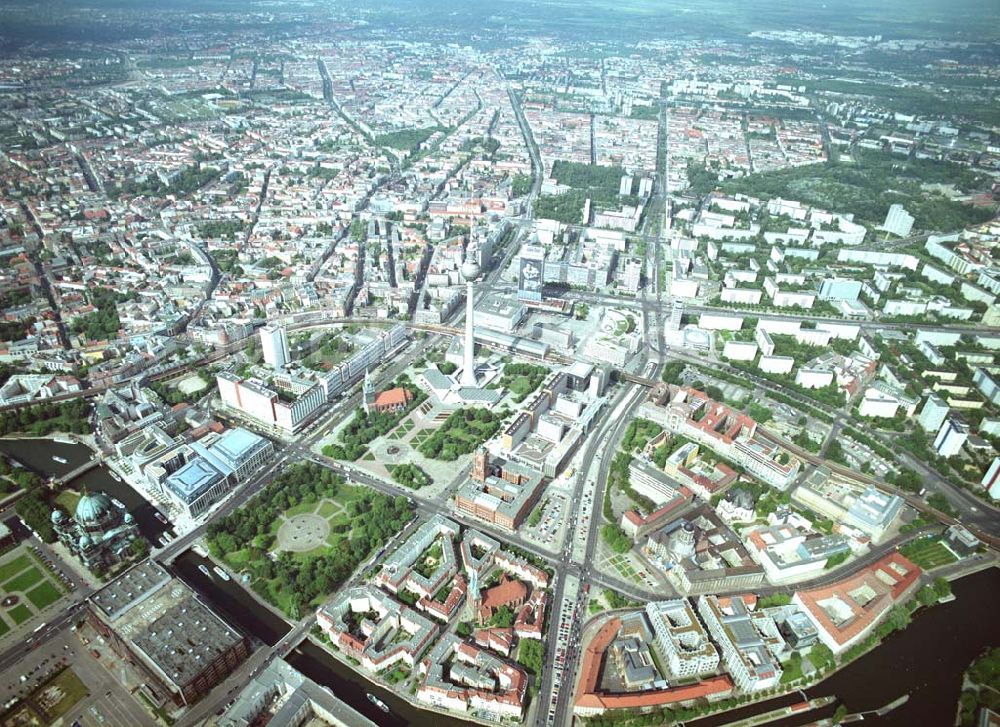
(645, 600), (720, 679)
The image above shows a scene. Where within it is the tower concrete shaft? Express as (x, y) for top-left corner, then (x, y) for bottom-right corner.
(461, 279), (478, 386)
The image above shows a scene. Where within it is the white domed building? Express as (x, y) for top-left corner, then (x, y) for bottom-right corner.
(52, 490), (141, 570)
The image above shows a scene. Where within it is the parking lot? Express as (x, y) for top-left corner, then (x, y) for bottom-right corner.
(0, 626), (157, 727)
(522, 491), (569, 551)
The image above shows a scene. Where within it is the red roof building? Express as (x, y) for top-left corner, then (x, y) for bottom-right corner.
(792, 552), (921, 654)
(574, 616), (733, 716)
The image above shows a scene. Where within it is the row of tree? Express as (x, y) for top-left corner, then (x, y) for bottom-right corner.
(0, 400), (92, 438)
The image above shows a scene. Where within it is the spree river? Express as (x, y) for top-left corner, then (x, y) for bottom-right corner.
(4, 437), (996, 726)
(173, 549), (473, 727)
(688, 567), (1000, 727)
(0, 436), (171, 543)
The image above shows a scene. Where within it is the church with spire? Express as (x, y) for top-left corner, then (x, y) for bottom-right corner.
(362, 368), (414, 416)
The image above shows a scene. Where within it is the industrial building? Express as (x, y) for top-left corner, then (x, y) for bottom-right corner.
(88, 562), (250, 708)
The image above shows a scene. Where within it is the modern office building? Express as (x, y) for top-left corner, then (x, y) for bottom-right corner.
(475, 294), (527, 334)
(162, 428), (273, 517)
(973, 367), (1000, 406)
(881, 204), (915, 238)
(260, 324), (290, 369)
(697, 595), (784, 693)
(918, 393), (950, 433)
(620, 256), (643, 294)
(982, 457), (1000, 499)
(818, 278), (863, 302)
(217, 324), (410, 433)
(517, 244), (546, 303)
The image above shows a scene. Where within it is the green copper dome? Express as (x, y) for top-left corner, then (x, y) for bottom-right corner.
(75, 491), (113, 525)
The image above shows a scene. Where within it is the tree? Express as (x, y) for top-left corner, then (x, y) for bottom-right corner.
(927, 492), (957, 517)
(517, 639), (544, 675)
(130, 538), (149, 558)
(489, 605), (515, 628)
(601, 524), (632, 554)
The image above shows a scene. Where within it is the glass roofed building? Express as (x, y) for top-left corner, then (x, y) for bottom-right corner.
(162, 427), (273, 518)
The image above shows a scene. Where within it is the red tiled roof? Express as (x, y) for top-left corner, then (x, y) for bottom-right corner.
(795, 552), (921, 647)
(574, 616), (733, 711)
(374, 387), (412, 408)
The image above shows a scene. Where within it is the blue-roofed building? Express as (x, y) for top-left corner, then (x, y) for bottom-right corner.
(164, 459), (231, 518)
(163, 428), (273, 518)
(200, 426), (272, 481)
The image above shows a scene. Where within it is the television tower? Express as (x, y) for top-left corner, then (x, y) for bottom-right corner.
(461, 250), (481, 387)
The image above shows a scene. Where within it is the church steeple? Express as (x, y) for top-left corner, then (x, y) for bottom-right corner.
(362, 368), (376, 415)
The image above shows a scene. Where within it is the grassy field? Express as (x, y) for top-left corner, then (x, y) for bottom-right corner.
(224, 486), (368, 573)
(605, 553), (641, 583)
(26, 581), (62, 610)
(33, 667), (89, 722)
(8, 604), (32, 625)
(0, 554), (31, 582)
(900, 538), (958, 569)
(55, 490), (81, 515)
(3, 566), (43, 594)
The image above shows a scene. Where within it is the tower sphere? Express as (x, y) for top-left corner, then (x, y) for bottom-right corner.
(462, 259), (481, 281)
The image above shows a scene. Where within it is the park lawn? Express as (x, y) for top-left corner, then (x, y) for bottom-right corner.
(780, 654), (804, 683)
(506, 376), (536, 399)
(334, 485), (370, 504)
(410, 430), (432, 445)
(328, 513), (351, 530)
(33, 668), (89, 721)
(316, 501), (338, 518)
(3, 567), (43, 594)
(26, 581), (62, 610)
(223, 549), (252, 569)
(283, 501), (320, 518)
(8, 603), (32, 625)
(0, 554), (31, 582)
(0, 615), (8, 635)
(294, 545), (329, 560)
(55, 490), (81, 515)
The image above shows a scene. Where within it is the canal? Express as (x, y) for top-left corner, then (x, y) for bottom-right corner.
(171, 549), (475, 727)
(0, 437), (172, 543)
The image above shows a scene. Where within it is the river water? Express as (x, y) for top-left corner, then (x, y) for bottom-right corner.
(172, 549), (472, 727)
(688, 567), (999, 727)
(4, 437), (996, 726)
(0, 437), (171, 543)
